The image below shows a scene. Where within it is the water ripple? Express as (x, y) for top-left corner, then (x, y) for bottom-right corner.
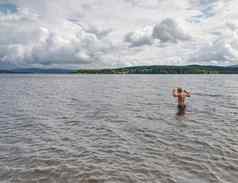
(0, 75), (238, 183)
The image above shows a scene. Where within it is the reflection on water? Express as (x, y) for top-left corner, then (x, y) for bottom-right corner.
(0, 74), (238, 183)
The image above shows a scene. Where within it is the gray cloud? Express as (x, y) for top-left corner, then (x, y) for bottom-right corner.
(190, 31), (238, 65)
(124, 26), (153, 47)
(152, 18), (191, 43)
(84, 25), (113, 39)
(124, 18), (191, 47)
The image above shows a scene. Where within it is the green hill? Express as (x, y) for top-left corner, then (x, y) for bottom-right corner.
(75, 65), (238, 74)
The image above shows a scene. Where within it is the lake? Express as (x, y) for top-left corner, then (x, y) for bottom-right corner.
(0, 74), (238, 183)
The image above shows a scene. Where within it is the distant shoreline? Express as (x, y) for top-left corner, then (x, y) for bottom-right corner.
(2, 65), (238, 74)
(74, 65), (238, 74)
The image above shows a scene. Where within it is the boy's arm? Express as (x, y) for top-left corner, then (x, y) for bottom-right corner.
(184, 90), (191, 97)
(172, 88), (177, 97)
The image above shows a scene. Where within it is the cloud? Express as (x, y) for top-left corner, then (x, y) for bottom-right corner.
(124, 26), (153, 47)
(0, 4), (114, 68)
(124, 0), (160, 9)
(152, 18), (191, 43)
(0, 25), (113, 66)
(190, 31), (238, 65)
(0, 0), (238, 68)
(83, 25), (113, 39)
(124, 18), (191, 47)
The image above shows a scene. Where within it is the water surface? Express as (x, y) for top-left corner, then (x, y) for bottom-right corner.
(0, 75), (238, 183)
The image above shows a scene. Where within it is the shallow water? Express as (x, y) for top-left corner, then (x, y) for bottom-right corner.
(0, 74), (238, 183)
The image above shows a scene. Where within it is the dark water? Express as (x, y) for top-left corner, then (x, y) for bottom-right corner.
(0, 75), (238, 183)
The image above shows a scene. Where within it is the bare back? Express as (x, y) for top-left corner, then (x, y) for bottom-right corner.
(173, 89), (191, 107)
(177, 93), (187, 106)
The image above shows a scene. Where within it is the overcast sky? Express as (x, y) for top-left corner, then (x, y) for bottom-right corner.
(0, 0), (238, 69)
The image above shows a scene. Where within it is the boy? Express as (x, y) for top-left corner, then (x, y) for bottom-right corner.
(173, 87), (191, 115)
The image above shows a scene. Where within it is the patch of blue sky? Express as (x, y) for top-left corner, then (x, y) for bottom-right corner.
(0, 3), (17, 14)
(192, 5), (216, 23)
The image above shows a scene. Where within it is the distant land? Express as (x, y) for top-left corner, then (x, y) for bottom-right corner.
(0, 68), (73, 74)
(2, 65), (238, 74)
(75, 65), (238, 74)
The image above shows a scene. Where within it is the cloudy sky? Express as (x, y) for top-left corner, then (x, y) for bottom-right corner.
(0, 0), (238, 69)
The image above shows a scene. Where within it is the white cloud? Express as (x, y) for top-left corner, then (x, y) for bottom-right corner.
(190, 30), (238, 65)
(124, 26), (153, 47)
(0, 0), (238, 68)
(152, 18), (191, 43)
(0, 5), (114, 68)
(124, 18), (191, 47)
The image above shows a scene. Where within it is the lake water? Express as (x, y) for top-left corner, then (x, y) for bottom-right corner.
(0, 74), (238, 183)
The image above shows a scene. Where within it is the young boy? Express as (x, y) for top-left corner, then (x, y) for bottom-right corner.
(172, 87), (191, 115)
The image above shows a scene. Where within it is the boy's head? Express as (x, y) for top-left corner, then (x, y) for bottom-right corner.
(177, 87), (183, 93)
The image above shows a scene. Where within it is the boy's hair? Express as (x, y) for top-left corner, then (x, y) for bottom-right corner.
(177, 87), (183, 93)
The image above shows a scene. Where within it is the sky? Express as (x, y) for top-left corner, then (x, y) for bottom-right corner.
(0, 0), (238, 69)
